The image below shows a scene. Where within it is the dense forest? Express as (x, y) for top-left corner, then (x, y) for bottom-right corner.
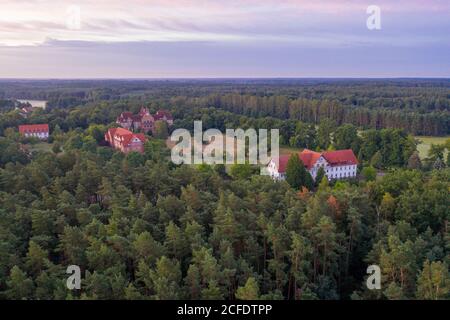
(0, 80), (449, 300)
(1, 79), (449, 135)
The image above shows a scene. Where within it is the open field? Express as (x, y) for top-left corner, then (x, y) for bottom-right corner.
(415, 136), (449, 159)
(280, 145), (302, 156)
(281, 137), (450, 160)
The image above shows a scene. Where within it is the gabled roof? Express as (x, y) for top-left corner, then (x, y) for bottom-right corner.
(107, 128), (146, 146)
(154, 110), (173, 120)
(139, 107), (150, 116)
(114, 127), (133, 136)
(322, 149), (359, 166)
(19, 124), (49, 133)
(117, 112), (134, 121)
(299, 149), (322, 170)
(272, 149), (358, 173)
(121, 133), (146, 146)
(276, 154), (291, 173)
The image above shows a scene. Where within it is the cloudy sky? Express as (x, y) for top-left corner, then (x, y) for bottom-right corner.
(0, 0), (449, 78)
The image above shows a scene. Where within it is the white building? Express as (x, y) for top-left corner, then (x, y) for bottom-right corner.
(18, 124), (50, 140)
(267, 149), (358, 181)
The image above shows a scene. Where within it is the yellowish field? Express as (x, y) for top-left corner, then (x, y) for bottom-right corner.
(415, 136), (449, 159)
(279, 146), (302, 155)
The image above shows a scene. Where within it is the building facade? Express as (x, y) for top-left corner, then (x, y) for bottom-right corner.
(18, 124), (49, 140)
(153, 110), (174, 126)
(105, 127), (146, 154)
(267, 149), (358, 181)
(116, 108), (173, 133)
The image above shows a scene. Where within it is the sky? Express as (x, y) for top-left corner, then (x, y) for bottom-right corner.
(0, 0), (449, 78)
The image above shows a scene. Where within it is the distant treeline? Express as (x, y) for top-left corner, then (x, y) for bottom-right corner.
(195, 94), (449, 136)
(1, 79), (449, 135)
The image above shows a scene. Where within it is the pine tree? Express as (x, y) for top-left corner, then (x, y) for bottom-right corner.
(164, 221), (189, 260)
(288, 233), (312, 300)
(286, 154), (303, 189)
(185, 265), (202, 299)
(286, 153), (312, 190)
(150, 256), (182, 300)
(25, 241), (49, 276)
(235, 277), (260, 300)
(315, 167), (325, 187)
(416, 260), (450, 300)
(6, 266), (34, 299)
(318, 175), (329, 192)
(124, 283), (145, 300)
(133, 231), (165, 265)
(201, 280), (224, 300)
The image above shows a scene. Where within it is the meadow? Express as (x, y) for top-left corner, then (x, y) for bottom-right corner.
(415, 136), (449, 159)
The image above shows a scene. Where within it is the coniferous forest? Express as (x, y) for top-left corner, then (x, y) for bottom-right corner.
(0, 79), (449, 300)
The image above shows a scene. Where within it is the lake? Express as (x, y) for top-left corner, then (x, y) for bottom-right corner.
(17, 99), (47, 109)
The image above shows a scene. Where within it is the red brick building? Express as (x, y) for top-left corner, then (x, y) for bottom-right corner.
(105, 127), (146, 154)
(153, 110), (174, 125)
(18, 124), (49, 140)
(116, 108), (173, 133)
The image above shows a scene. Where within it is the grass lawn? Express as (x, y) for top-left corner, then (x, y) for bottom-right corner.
(279, 145), (302, 156)
(415, 136), (449, 159)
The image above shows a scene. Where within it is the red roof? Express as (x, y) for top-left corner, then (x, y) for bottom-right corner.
(275, 155), (289, 173)
(114, 127), (133, 136)
(299, 149), (322, 170)
(117, 112), (134, 122)
(19, 124), (49, 134)
(154, 110), (173, 121)
(139, 107), (150, 117)
(273, 149), (358, 173)
(121, 133), (146, 146)
(106, 128), (146, 146)
(322, 149), (359, 166)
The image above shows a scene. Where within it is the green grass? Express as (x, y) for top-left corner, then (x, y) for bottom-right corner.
(279, 145), (302, 155)
(415, 136), (449, 159)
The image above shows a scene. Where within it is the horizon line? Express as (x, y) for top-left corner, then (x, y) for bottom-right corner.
(1, 76), (450, 81)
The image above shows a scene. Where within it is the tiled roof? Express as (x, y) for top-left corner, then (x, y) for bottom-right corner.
(106, 128), (146, 147)
(273, 149), (358, 173)
(299, 149), (322, 170)
(114, 127), (133, 136)
(154, 110), (173, 120)
(19, 124), (49, 133)
(322, 149), (359, 166)
(121, 133), (146, 146)
(117, 112), (134, 122)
